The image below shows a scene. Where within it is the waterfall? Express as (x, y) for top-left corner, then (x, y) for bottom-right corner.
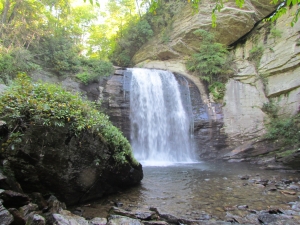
(129, 68), (196, 166)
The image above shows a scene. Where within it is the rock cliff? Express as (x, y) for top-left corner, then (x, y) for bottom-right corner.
(130, 2), (300, 164)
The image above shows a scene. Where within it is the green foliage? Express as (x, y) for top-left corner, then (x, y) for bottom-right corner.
(186, 30), (231, 101)
(0, 49), (40, 84)
(262, 101), (279, 118)
(265, 113), (300, 148)
(212, 0), (300, 27)
(30, 36), (81, 75)
(249, 45), (264, 69)
(76, 59), (114, 85)
(186, 30), (229, 81)
(208, 82), (226, 101)
(0, 74), (138, 166)
(270, 27), (283, 39)
(110, 18), (153, 66)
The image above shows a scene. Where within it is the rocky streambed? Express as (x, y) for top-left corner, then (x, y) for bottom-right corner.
(1, 161), (300, 224)
(69, 162), (300, 225)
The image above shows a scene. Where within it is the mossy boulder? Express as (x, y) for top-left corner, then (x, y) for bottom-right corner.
(0, 74), (142, 205)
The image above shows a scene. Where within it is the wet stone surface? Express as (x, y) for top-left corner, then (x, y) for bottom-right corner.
(73, 162), (300, 223)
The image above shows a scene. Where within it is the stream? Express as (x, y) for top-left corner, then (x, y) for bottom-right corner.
(79, 162), (299, 221)
(77, 69), (300, 222)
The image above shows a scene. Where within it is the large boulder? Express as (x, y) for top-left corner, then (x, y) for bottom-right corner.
(1, 124), (143, 205)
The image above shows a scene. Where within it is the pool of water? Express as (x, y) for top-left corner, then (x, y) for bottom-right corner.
(79, 161), (300, 220)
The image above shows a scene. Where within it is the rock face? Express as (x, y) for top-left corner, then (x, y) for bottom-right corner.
(128, 3), (300, 163)
(223, 6), (300, 148)
(0, 123), (143, 205)
(132, 0), (277, 65)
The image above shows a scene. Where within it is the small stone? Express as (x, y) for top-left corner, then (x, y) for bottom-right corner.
(288, 184), (300, 191)
(26, 214), (46, 225)
(254, 184), (265, 188)
(107, 215), (142, 225)
(281, 190), (296, 195)
(72, 207), (84, 216)
(223, 205), (236, 211)
(114, 202), (123, 207)
(266, 185), (277, 192)
(239, 175), (250, 180)
(89, 217), (107, 225)
(237, 205), (248, 210)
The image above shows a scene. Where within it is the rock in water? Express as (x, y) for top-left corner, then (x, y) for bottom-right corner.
(2, 124), (143, 205)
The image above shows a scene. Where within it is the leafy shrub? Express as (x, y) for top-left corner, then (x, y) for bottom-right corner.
(110, 18), (153, 67)
(262, 101), (278, 118)
(76, 59), (114, 84)
(208, 82), (226, 101)
(265, 113), (300, 148)
(270, 27), (282, 39)
(30, 36), (81, 75)
(186, 29), (231, 101)
(249, 45), (264, 69)
(0, 74), (138, 165)
(0, 48), (40, 84)
(186, 29), (229, 84)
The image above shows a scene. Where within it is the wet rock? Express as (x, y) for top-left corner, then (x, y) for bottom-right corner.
(110, 206), (156, 220)
(0, 190), (30, 208)
(0, 202), (14, 225)
(198, 212), (211, 220)
(282, 179), (293, 185)
(158, 213), (178, 224)
(223, 205), (236, 211)
(143, 221), (169, 225)
(0, 171), (9, 190)
(258, 213), (278, 224)
(46, 195), (66, 214)
(243, 213), (259, 224)
(8, 208), (26, 225)
(290, 201), (300, 211)
(266, 185), (277, 192)
(225, 212), (242, 224)
(89, 217), (107, 225)
(107, 215), (142, 225)
(0, 161), (23, 193)
(254, 183), (265, 188)
(19, 203), (39, 218)
(49, 210), (89, 225)
(288, 184), (300, 191)
(29, 193), (47, 210)
(256, 179), (269, 186)
(239, 175), (250, 180)
(72, 207), (84, 217)
(114, 202), (123, 207)
(237, 205), (248, 210)
(178, 218), (204, 225)
(26, 214), (46, 225)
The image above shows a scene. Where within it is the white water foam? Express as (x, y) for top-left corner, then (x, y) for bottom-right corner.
(129, 68), (196, 166)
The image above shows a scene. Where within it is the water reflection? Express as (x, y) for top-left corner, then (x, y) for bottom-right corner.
(80, 162), (299, 220)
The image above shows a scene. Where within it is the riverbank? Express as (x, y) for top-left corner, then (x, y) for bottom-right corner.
(72, 162), (300, 224)
(1, 161), (300, 224)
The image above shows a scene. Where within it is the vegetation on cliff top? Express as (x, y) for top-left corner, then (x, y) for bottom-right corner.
(0, 74), (138, 166)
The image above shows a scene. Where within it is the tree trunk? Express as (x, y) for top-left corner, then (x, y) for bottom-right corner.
(1, 0), (11, 24)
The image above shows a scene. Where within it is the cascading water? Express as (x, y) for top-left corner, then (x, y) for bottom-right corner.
(129, 68), (196, 166)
